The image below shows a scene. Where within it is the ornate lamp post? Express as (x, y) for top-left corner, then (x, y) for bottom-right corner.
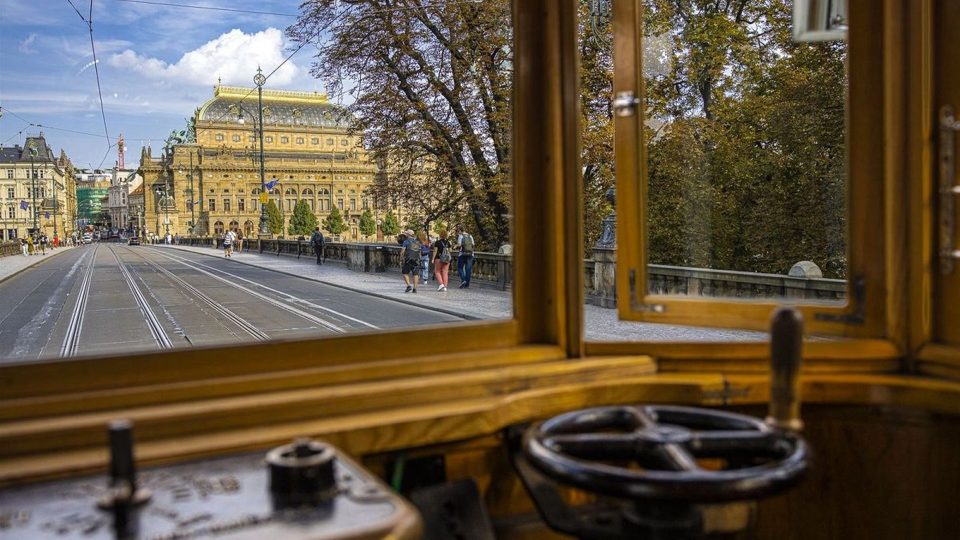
(29, 148), (38, 236)
(155, 185), (170, 236)
(255, 68), (269, 235)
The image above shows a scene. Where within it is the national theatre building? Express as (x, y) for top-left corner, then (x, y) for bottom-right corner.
(140, 84), (378, 239)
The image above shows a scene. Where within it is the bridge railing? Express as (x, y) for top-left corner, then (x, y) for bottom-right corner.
(0, 242), (21, 258)
(172, 237), (845, 304)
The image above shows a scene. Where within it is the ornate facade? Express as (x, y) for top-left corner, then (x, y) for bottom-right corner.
(140, 85), (378, 239)
(0, 135), (76, 241)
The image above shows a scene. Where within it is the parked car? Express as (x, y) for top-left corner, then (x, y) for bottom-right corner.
(81, 233), (93, 244)
(127, 237), (141, 246)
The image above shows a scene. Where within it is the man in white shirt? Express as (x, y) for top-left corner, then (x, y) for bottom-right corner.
(223, 229), (237, 258)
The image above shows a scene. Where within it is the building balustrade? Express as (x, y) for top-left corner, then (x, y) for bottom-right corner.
(172, 237), (846, 305)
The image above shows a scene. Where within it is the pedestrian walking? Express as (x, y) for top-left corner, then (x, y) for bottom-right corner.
(20, 238), (28, 256)
(223, 229), (236, 257)
(455, 227), (475, 288)
(432, 230), (452, 291)
(400, 229), (421, 293)
(310, 227), (325, 265)
(39, 234), (47, 255)
(418, 231), (431, 283)
(236, 230), (244, 253)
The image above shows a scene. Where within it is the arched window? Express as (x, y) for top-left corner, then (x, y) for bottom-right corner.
(214, 221), (224, 235)
(243, 220), (254, 236)
(228, 220), (239, 231)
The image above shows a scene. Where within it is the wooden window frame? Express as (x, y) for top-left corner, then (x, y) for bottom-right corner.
(0, 1), (584, 482)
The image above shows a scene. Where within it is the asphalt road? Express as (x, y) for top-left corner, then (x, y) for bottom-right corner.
(0, 244), (463, 364)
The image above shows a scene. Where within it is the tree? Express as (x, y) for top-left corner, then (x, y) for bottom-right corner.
(288, 0), (512, 249)
(381, 211), (400, 236)
(288, 199), (318, 237)
(265, 200), (284, 235)
(358, 209), (376, 238)
(323, 206), (348, 238)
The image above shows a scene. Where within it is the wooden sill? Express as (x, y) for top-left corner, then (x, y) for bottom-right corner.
(6, 360), (960, 488)
(587, 338), (902, 373)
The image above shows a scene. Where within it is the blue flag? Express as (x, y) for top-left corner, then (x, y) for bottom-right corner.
(19, 200), (28, 210)
(264, 179), (279, 191)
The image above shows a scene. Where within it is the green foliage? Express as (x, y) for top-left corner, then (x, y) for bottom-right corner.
(323, 206), (348, 236)
(265, 200), (284, 235)
(287, 199), (318, 236)
(380, 211), (400, 236)
(640, 0), (847, 278)
(358, 209), (376, 237)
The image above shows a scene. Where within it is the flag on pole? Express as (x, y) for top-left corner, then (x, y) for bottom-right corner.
(264, 178), (279, 191)
(19, 200), (28, 210)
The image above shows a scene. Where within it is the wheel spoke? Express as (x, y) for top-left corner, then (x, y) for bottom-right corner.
(648, 443), (700, 471)
(625, 406), (658, 429)
(543, 433), (643, 460)
(686, 430), (779, 456)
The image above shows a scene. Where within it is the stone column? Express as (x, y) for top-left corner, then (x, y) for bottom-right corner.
(591, 187), (617, 307)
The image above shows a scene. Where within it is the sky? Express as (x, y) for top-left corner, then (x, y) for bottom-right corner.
(0, 0), (327, 171)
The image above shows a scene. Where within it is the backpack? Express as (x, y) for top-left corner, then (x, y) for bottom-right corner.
(438, 240), (452, 263)
(404, 240), (422, 262)
(461, 233), (474, 253)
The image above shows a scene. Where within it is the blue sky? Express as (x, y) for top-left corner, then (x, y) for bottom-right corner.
(0, 0), (324, 170)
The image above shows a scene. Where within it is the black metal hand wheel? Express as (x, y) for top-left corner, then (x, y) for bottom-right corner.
(523, 405), (808, 503)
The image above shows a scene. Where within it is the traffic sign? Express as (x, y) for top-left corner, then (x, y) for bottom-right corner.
(259, 192), (268, 204)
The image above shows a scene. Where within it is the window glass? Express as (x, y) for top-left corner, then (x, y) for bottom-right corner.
(0, 0), (513, 365)
(580, 0), (847, 340)
(641, 1), (847, 300)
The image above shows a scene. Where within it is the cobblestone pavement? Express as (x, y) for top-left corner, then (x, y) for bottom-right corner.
(155, 244), (764, 342)
(0, 246), (75, 283)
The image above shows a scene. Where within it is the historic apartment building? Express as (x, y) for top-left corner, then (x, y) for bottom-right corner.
(0, 135), (76, 242)
(140, 84), (378, 239)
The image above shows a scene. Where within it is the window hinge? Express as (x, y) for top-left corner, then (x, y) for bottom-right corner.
(814, 276), (866, 325)
(628, 268), (666, 313)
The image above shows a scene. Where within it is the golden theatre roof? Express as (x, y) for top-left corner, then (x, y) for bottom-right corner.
(196, 85), (352, 129)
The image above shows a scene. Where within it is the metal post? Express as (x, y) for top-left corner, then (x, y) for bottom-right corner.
(164, 181), (170, 235)
(52, 170), (58, 242)
(189, 149), (195, 235)
(255, 67), (269, 235)
(29, 152), (37, 235)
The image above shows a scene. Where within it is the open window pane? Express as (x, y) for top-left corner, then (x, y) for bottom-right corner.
(642, 1), (848, 302)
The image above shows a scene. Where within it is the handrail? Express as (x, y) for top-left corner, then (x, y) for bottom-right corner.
(171, 237), (846, 302)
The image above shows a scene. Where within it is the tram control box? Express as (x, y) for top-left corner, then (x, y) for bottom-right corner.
(0, 426), (421, 540)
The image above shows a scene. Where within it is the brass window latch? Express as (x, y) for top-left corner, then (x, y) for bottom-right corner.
(940, 106), (960, 275)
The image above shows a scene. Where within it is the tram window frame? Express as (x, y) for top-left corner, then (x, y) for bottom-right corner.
(0, 1), (543, 417)
(607, 0), (888, 339)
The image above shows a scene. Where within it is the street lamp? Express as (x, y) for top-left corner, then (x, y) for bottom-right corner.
(255, 67), (269, 235)
(177, 150), (197, 236)
(28, 148), (38, 237)
(155, 184), (170, 236)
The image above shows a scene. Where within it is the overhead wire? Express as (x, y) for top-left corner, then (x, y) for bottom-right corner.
(87, 0), (112, 168)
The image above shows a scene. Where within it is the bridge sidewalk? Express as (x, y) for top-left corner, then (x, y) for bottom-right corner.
(0, 247), (76, 284)
(153, 244), (762, 342)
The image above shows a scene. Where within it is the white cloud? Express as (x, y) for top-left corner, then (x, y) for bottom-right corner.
(18, 33), (38, 54)
(107, 28), (302, 87)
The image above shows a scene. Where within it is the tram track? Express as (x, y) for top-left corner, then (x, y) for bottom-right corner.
(121, 247), (270, 342)
(153, 249), (379, 331)
(108, 246), (174, 351)
(150, 249), (352, 334)
(60, 245), (98, 358)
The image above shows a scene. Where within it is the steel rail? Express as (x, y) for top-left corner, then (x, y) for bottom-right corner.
(124, 248), (270, 342)
(155, 249), (379, 330)
(108, 247), (174, 350)
(150, 250), (349, 334)
(60, 245), (99, 357)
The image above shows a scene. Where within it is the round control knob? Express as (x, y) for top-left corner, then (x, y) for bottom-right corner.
(266, 438), (337, 508)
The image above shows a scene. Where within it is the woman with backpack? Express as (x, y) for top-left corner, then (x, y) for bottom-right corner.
(432, 230), (452, 291)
